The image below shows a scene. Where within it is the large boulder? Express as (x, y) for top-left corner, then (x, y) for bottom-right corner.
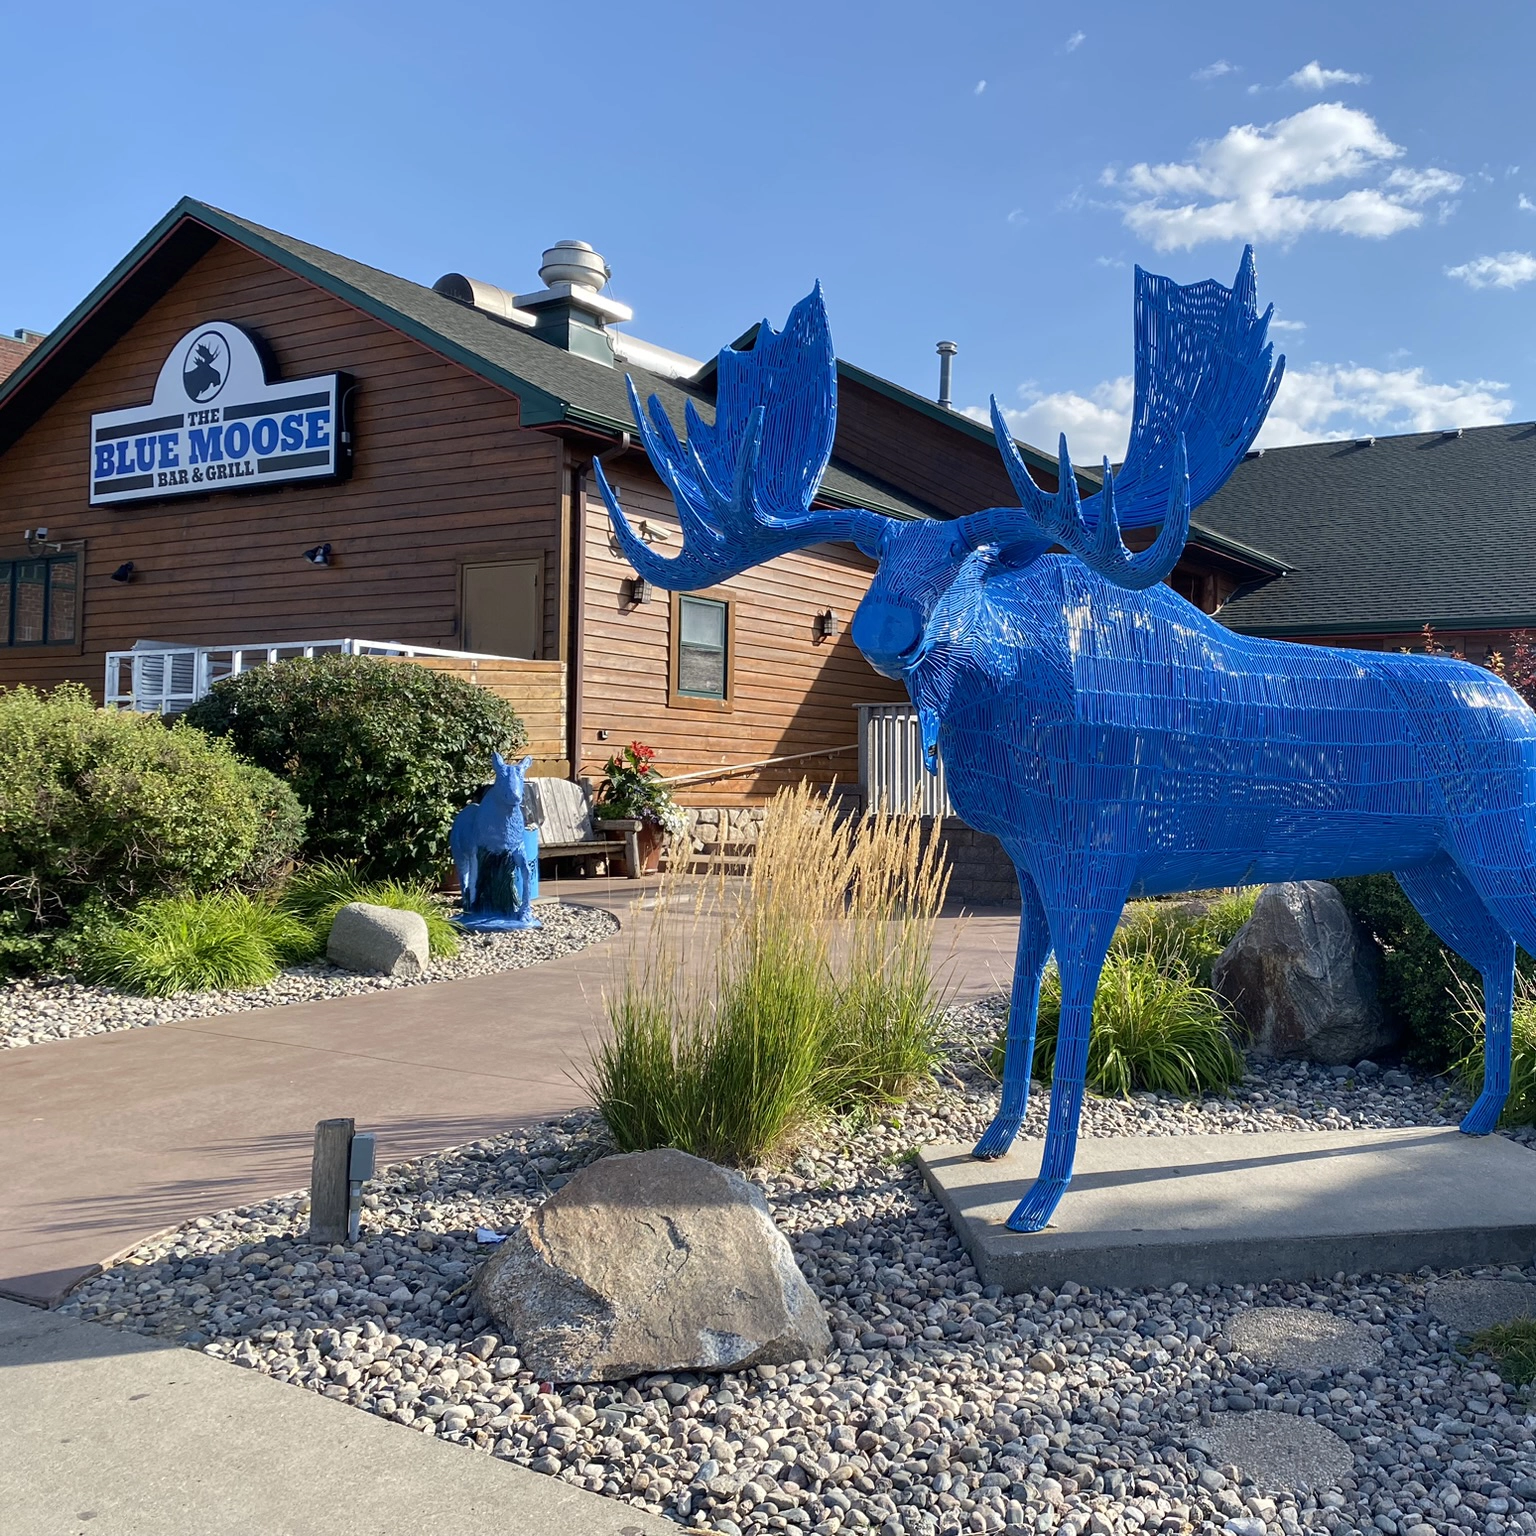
(326, 902), (430, 977)
(474, 1148), (831, 1382)
(1213, 881), (1393, 1065)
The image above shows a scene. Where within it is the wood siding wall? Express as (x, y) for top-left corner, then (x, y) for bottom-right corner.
(0, 238), (564, 695)
(384, 654), (568, 774)
(575, 449), (908, 805)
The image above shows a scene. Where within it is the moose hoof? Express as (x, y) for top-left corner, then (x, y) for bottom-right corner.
(972, 1114), (1023, 1160)
(1460, 1093), (1506, 1135)
(1006, 1177), (1069, 1233)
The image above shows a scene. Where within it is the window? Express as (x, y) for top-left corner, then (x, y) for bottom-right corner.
(670, 592), (732, 708)
(0, 552), (79, 647)
(460, 560), (540, 658)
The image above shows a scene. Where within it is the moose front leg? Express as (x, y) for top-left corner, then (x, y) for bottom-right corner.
(973, 869), (1052, 1160)
(1006, 859), (1131, 1233)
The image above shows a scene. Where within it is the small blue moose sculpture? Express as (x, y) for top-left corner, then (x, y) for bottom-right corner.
(450, 752), (541, 931)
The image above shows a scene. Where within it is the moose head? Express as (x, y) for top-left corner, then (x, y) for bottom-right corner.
(596, 253), (1284, 760)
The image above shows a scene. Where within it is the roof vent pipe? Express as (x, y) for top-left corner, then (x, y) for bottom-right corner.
(936, 340), (958, 409)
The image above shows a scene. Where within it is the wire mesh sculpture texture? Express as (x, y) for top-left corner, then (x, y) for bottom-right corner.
(597, 250), (1536, 1232)
(451, 752), (541, 932)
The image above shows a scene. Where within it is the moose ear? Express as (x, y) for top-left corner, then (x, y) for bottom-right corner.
(492, 751), (507, 773)
(518, 755), (533, 773)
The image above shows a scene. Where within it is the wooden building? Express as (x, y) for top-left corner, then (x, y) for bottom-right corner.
(0, 198), (1257, 813)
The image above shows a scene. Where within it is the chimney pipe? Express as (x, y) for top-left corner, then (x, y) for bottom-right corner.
(936, 340), (958, 409)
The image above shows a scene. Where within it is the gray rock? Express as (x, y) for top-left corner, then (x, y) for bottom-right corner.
(474, 1148), (831, 1382)
(1213, 881), (1394, 1065)
(326, 902), (430, 977)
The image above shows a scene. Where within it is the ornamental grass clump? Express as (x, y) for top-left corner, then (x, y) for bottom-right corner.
(278, 858), (459, 960)
(1451, 972), (1536, 1127)
(80, 893), (314, 997)
(1470, 1318), (1536, 1386)
(1029, 944), (1243, 1098)
(588, 782), (950, 1165)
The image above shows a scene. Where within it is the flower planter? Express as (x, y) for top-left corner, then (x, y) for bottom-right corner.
(598, 817), (661, 876)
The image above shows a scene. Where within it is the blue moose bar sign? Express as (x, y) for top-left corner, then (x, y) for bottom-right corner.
(88, 322), (349, 506)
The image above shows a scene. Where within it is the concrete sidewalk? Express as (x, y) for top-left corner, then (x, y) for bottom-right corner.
(0, 882), (1021, 1306)
(0, 1298), (669, 1535)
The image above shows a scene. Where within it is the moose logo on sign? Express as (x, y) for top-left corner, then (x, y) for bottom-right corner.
(181, 332), (228, 403)
(88, 321), (350, 507)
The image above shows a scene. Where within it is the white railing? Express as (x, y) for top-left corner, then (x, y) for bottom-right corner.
(857, 702), (953, 817)
(105, 637), (516, 714)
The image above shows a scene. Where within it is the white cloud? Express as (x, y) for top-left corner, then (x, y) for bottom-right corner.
(967, 362), (1511, 461)
(974, 80), (986, 95)
(1193, 60), (1237, 81)
(1064, 30), (1085, 51)
(1269, 318), (1307, 332)
(1446, 251), (1536, 289)
(1519, 193), (1536, 212)
(1256, 365), (1511, 445)
(1006, 208), (1027, 225)
(1105, 103), (1463, 251)
(1094, 255), (1127, 268)
(966, 378), (1134, 466)
(1286, 60), (1367, 91)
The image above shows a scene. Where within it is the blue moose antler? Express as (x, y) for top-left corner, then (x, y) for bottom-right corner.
(599, 250), (1536, 1234)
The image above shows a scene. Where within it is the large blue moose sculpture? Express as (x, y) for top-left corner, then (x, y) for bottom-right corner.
(596, 252), (1536, 1232)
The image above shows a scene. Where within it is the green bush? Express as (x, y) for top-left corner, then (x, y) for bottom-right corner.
(1334, 874), (1482, 1071)
(183, 656), (527, 880)
(998, 946), (1243, 1098)
(1452, 974), (1536, 1127)
(79, 893), (314, 996)
(0, 683), (305, 972)
(279, 859), (459, 959)
(1114, 889), (1258, 986)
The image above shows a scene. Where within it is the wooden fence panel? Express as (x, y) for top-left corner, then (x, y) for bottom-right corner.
(386, 655), (568, 775)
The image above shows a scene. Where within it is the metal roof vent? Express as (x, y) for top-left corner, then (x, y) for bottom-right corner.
(1356, 436), (1375, 447)
(539, 240), (611, 292)
(432, 273), (535, 326)
(1441, 427), (1464, 439)
(1244, 448), (1264, 459)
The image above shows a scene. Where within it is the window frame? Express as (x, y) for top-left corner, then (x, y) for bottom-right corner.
(0, 545), (85, 652)
(668, 589), (734, 712)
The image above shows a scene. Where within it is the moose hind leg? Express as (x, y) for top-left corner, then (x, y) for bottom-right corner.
(1006, 864), (1129, 1233)
(1394, 857), (1515, 1135)
(974, 870), (1052, 1160)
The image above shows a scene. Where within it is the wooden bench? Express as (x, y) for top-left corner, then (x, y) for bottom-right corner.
(525, 778), (642, 879)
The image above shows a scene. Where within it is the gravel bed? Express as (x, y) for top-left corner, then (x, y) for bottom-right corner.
(0, 901), (618, 1050)
(61, 1000), (1536, 1536)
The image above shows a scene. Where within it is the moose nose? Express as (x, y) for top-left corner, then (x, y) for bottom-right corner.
(852, 600), (923, 678)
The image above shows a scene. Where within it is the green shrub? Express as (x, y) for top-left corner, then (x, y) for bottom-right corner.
(183, 655), (527, 880)
(992, 945), (1243, 1098)
(589, 785), (949, 1165)
(79, 893), (314, 996)
(1452, 974), (1536, 1127)
(279, 858), (459, 959)
(1335, 874), (1481, 1071)
(0, 683), (305, 971)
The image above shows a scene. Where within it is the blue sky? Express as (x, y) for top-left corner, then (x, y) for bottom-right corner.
(5, 1), (1534, 460)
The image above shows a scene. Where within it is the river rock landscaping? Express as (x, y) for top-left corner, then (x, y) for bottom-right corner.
(0, 900), (618, 1049)
(58, 998), (1536, 1536)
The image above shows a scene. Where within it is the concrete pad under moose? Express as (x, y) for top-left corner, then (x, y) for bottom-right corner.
(919, 1128), (1536, 1292)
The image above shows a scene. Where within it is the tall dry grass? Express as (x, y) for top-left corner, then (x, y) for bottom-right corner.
(587, 783), (950, 1165)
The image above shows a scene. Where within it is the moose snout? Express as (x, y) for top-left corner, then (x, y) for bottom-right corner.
(853, 599), (923, 678)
